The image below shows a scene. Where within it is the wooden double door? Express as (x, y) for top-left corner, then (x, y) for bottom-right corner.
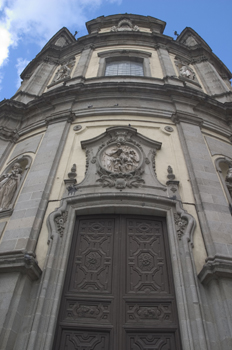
(53, 215), (182, 350)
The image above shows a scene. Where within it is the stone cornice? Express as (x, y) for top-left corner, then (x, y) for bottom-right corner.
(1, 80), (232, 139)
(85, 14), (166, 35)
(171, 112), (203, 127)
(198, 255), (232, 284)
(0, 252), (42, 281)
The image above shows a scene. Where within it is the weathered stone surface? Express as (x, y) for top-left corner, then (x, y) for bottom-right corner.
(9, 134), (43, 161)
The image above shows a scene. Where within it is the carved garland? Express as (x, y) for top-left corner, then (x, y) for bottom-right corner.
(174, 213), (188, 240)
(55, 211), (68, 237)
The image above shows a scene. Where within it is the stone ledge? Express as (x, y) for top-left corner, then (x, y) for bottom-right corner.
(198, 255), (232, 285)
(0, 252), (42, 281)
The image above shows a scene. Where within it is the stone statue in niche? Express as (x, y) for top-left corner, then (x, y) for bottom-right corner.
(102, 144), (139, 173)
(225, 166), (232, 197)
(53, 58), (75, 83)
(0, 163), (22, 211)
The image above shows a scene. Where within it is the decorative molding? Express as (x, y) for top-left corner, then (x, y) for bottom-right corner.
(174, 213), (188, 240)
(111, 18), (140, 32)
(171, 113), (203, 127)
(0, 126), (19, 143)
(198, 256), (232, 285)
(0, 252), (42, 281)
(73, 125), (82, 131)
(64, 164), (77, 186)
(54, 211), (68, 237)
(71, 126), (166, 196)
(127, 303), (172, 322)
(191, 56), (209, 64)
(164, 126), (174, 132)
(65, 301), (110, 321)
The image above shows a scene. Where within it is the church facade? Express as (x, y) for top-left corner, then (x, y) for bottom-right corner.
(0, 13), (232, 350)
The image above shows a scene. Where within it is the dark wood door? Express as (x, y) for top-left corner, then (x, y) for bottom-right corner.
(53, 215), (182, 350)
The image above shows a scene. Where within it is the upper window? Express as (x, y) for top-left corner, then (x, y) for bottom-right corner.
(97, 50), (152, 78)
(105, 61), (144, 76)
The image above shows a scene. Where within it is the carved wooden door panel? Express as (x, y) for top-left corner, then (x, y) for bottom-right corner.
(53, 216), (182, 350)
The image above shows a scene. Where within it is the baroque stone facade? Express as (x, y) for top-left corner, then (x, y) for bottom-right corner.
(0, 13), (232, 350)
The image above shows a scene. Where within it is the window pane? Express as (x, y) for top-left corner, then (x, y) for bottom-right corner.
(105, 61), (144, 76)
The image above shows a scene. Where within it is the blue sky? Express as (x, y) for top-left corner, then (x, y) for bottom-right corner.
(0, 0), (231, 101)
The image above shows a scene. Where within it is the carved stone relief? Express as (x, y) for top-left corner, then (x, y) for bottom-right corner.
(66, 126), (166, 196)
(97, 141), (144, 189)
(174, 213), (188, 240)
(52, 58), (75, 83)
(175, 58), (196, 81)
(55, 211), (68, 237)
(111, 18), (140, 32)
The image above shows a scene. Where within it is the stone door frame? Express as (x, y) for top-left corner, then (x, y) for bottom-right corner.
(24, 192), (208, 350)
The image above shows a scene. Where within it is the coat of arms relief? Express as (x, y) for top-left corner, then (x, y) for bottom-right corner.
(96, 131), (145, 189)
(65, 126), (166, 195)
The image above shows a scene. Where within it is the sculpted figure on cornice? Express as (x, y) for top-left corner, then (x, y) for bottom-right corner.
(111, 18), (139, 32)
(53, 58), (75, 83)
(0, 162), (22, 211)
(175, 59), (195, 81)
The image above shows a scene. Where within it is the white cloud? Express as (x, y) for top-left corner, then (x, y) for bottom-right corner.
(15, 57), (30, 88)
(0, 0), (122, 67)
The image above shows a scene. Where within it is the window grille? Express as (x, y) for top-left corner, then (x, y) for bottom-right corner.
(105, 61), (144, 76)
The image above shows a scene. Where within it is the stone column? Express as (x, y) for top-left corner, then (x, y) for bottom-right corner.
(0, 139), (15, 171)
(72, 46), (93, 78)
(0, 119), (70, 350)
(177, 120), (232, 257)
(176, 118), (232, 349)
(19, 59), (57, 97)
(193, 58), (230, 96)
(156, 45), (177, 77)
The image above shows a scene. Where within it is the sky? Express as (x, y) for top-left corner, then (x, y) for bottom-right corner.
(0, 0), (231, 101)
